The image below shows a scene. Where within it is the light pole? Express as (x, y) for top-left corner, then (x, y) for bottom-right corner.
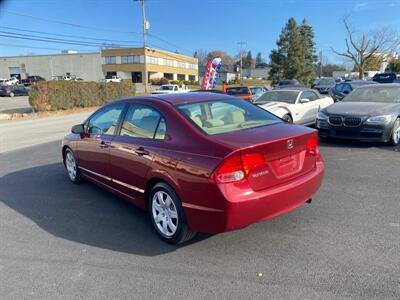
(237, 41), (246, 84)
(135, 0), (148, 93)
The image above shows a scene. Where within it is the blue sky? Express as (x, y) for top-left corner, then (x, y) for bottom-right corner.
(1, 0), (400, 65)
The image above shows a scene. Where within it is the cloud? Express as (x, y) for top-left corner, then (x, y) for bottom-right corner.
(353, 2), (368, 12)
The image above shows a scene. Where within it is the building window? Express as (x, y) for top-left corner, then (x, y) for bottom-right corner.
(121, 55), (142, 64)
(189, 75), (196, 81)
(147, 56), (158, 65)
(187, 63), (196, 70)
(177, 74), (185, 80)
(176, 61), (185, 69)
(105, 56), (116, 64)
(163, 59), (174, 67)
(164, 73), (173, 80)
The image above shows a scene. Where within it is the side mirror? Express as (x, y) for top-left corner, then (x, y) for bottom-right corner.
(343, 90), (350, 95)
(71, 124), (85, 134)
(300, 98), (310, 104)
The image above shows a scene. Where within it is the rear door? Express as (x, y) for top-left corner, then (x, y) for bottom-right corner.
(76, 103), (125, 183)
(109, 103), (167, 205)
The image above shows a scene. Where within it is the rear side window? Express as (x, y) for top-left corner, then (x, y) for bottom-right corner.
(226, 87), (250, 95)
(119, 104), (166, 140)
(177, 99), (281, 135)
(87, 103), (125, 135)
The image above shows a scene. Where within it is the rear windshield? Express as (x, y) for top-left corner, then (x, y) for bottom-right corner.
(255, 91), (299, 104)
(177, 99), (281, 135)
(226, 87), (250, 95)
(373, 73), (396, 83)
(344, 86), (400, 103)
(317, 78), (335, 85)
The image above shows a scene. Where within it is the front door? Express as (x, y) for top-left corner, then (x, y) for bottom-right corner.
(297, 90), (320, 124)
(110, 103), (167, 207)
(76, 103), (125, 184)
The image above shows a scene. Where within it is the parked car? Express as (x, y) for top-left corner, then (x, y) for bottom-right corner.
(21, 75), (45, 86)
(225, 86), (266, 102)
(255, 88), (334, 125)
(0, 77), (19, 86)
(63, 93), (324, 244)
(312, 77), (336, 94)
(329, 80), (377, 102)
(372, 72), (400, 84)
(105, 76), (122, 83)
(0, 84), (29, 97)
(316, 84), (400, 145)
(274, 79), (304, 89)
(152, 84), (189, 94)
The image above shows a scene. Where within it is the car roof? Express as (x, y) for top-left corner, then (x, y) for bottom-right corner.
(113, 92), (233, 106)
(268, 88), (308, 92)
(348, 80), (377, 86)
(355, 83), (400, 89)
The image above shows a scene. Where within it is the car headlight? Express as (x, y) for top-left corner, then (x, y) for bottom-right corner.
(365, 115), (392, 124)
(317, 111), (329, 120)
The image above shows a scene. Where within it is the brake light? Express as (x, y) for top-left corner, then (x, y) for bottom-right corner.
(212, 152), (265, 184)
(306, 137), (318, 155)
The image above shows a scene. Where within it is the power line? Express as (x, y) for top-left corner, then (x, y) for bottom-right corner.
(0, 26), (139, 44)
(2, 10), (141, 35)
(0, 30), (141, 48)
(0, 43), (97, 52)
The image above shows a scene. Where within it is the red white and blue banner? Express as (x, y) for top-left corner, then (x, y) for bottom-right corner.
(201, 57), (222, 90)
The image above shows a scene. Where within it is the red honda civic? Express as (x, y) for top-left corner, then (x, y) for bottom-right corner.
(62, 93), (324, 244)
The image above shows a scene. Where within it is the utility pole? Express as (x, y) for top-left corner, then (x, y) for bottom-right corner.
(237, 41), (246, 84)
(135, 0), (148, 93)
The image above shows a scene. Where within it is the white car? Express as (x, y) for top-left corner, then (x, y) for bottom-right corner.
(152, 84), (190, 94)
(255, 88), (334, 125)
(0, 77), (19, 86)
(105, 76), (121, 83)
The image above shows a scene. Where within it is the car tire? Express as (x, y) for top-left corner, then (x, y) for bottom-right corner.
(390, 118), (400, 146)
(9, 92), (14, 97)
(282, 114), (293, 123)
(149, 182), (197, 244)
(64, 148), (82, 183)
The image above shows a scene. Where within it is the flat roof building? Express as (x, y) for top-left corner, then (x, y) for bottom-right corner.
(101, 47), (198, 83)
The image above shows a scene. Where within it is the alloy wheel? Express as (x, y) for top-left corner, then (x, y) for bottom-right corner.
(392, 119), (400, 145)
(65, 150), (77, 181)
(151, 191), (179, 237)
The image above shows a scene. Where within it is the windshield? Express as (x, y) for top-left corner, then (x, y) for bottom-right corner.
(344, 86), (400, 103)
(177, 99), (281, 135)
(254, 91), (299, 104)
(317, 79), (335, 85)
(159, 86), (174, 91)
(226, 87), (250, 95)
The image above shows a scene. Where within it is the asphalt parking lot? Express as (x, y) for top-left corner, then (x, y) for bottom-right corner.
(0, 96), (32, 114)
(0, 138), (399, 299)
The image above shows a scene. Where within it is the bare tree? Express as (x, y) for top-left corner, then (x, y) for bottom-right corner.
(332, 17), (400, 79)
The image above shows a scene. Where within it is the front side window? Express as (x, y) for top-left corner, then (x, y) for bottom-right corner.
(177, 99), (281, 135)
(301, 91), (319, 101)
(87, 103), (125, 135)
(120, 104), (166, 140)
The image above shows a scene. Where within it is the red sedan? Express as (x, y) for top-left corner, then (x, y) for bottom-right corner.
(62, 93), (324, 244)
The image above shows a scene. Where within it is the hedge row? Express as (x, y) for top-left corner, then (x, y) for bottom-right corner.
(29, 81), (136, 111)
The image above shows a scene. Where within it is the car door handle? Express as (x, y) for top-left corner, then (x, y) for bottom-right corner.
(135, 147), (150, 156)
(99, 140), (110, 149)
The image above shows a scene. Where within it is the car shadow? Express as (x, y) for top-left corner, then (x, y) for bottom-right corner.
(318, 137), (400, 152)
(0, 163), (209, 256)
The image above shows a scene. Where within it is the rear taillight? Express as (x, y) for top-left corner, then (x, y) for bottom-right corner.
(212, 152), (265, 184)
(306, 137), (318, 155)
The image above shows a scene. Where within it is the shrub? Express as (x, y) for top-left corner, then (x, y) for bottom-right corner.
(29, 81), (135, 111)
(150, 77), (169, 85)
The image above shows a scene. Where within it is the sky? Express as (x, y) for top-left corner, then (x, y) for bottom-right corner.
(1, 0), (400, 65)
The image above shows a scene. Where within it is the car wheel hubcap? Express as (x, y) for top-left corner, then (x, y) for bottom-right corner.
(65, 151), (77, 181)
(393, 120), (400, 144)
(152, 191), (178, 237)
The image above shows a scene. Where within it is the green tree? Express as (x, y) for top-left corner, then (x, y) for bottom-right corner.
(256, 52), (263, 65)
(243, 51), (254, 68)
(269, 17), (317, 84)
(387, 58), (400, 73)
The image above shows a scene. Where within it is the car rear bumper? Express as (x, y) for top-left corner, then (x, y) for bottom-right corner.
(183, 160), (324, 234)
